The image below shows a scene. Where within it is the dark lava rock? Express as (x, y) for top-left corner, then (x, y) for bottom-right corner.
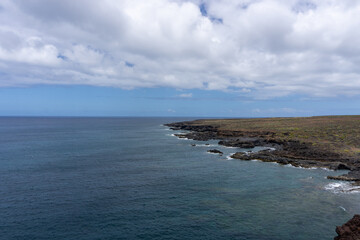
(174, 134), (188, 139)
(191, 144), (196, 147)
(231, 150), (356, 170)
(218, 139), (262, 148)
(164, 122), (218, 132)
(230, 151), (290, 164)
(167, 120), (360, 177)
(173, 132), (217, 141)
(328, 170), (360, 181)
(165, 122), (219, 141)
(177, 132), (218, 141)
(334, 214), (360, 240)
(207, 149), (223, 155)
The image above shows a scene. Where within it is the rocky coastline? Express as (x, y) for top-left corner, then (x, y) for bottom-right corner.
(334, 215), (360, 240)
(166, 119), (360, 239)
(165, 121), (360, 183)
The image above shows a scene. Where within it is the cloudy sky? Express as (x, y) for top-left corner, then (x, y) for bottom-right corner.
(1, 0), (360, 117)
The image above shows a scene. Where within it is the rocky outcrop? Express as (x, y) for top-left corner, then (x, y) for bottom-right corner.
(218, 139), (262, 148)
(207, 149), (223, 155)
(334, 215), (360, 240)
(174, 131), (218, 141)
(165, 122), (218, 132)
(230, 150), (353, 170)
(166, 120), (360, 240)
(166, 120), (360, 181)
(328, 170), (360, 182)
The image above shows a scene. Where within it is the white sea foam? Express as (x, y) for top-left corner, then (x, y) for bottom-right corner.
(170, 134), (191, 140)
(177, 137), (190, 141)
(285, 164), (300, 168)
(206, 151), (222, 155)
(324, 182), (360, 194)
(269, 161), (279, 164)
(339, 206), (347, 212)
(222, 146), (238, 149)
(167, 133), (190, 140)
(226, 153), (235, 160)
(284, 164), (328, 171)
(320, 167), (334, 171)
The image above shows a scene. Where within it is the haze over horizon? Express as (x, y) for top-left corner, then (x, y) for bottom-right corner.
(1, 0), (360, 117)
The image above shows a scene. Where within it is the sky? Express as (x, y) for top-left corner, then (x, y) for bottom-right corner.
(1, 0), (360, 117)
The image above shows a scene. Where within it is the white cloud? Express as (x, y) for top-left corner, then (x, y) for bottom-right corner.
(0, 34), (60, 66)
(0, 0), (360, 98)
(178, 93), (193, 98)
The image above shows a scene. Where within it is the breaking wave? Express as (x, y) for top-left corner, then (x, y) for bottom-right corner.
(324, 182), (360, 194)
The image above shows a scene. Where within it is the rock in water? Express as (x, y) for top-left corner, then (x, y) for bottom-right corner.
(328, 170), (360, 182)
(207, 149), (223, 155)
(334, 214), (360, 240)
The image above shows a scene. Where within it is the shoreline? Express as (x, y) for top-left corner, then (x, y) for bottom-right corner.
(165, 117), (360, 239)
(165, 120), (360, 184)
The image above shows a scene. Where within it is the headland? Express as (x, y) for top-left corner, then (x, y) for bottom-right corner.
(165, 115), (360, 184)
(166, 115), (360, 239)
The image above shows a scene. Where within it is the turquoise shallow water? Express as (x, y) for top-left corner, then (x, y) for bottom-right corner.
(0, 117), (359, 240)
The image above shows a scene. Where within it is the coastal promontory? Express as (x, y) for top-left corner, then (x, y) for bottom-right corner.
(166, 115), (360, 183)
(166, 115), (360, 238)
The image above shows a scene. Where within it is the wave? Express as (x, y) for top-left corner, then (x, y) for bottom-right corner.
(226, 153), (235, 160)
(285, 164), (317, 170)
(339, 206), (347, 212)
(284, 164), (335, 171)
(177, 137), (191, 141)
(222, 146), (239, 149)
(319, 167), (334, 171)
(168, 134), (192, 140)
(324, 182), (360, 194)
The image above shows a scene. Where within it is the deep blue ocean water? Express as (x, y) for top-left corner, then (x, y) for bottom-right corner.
(1, 117), (360, 240)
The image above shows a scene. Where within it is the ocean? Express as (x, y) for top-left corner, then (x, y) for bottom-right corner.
(1, 117), (359, 240)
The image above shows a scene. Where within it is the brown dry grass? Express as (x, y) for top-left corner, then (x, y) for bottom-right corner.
(189, 115), (360, 158)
